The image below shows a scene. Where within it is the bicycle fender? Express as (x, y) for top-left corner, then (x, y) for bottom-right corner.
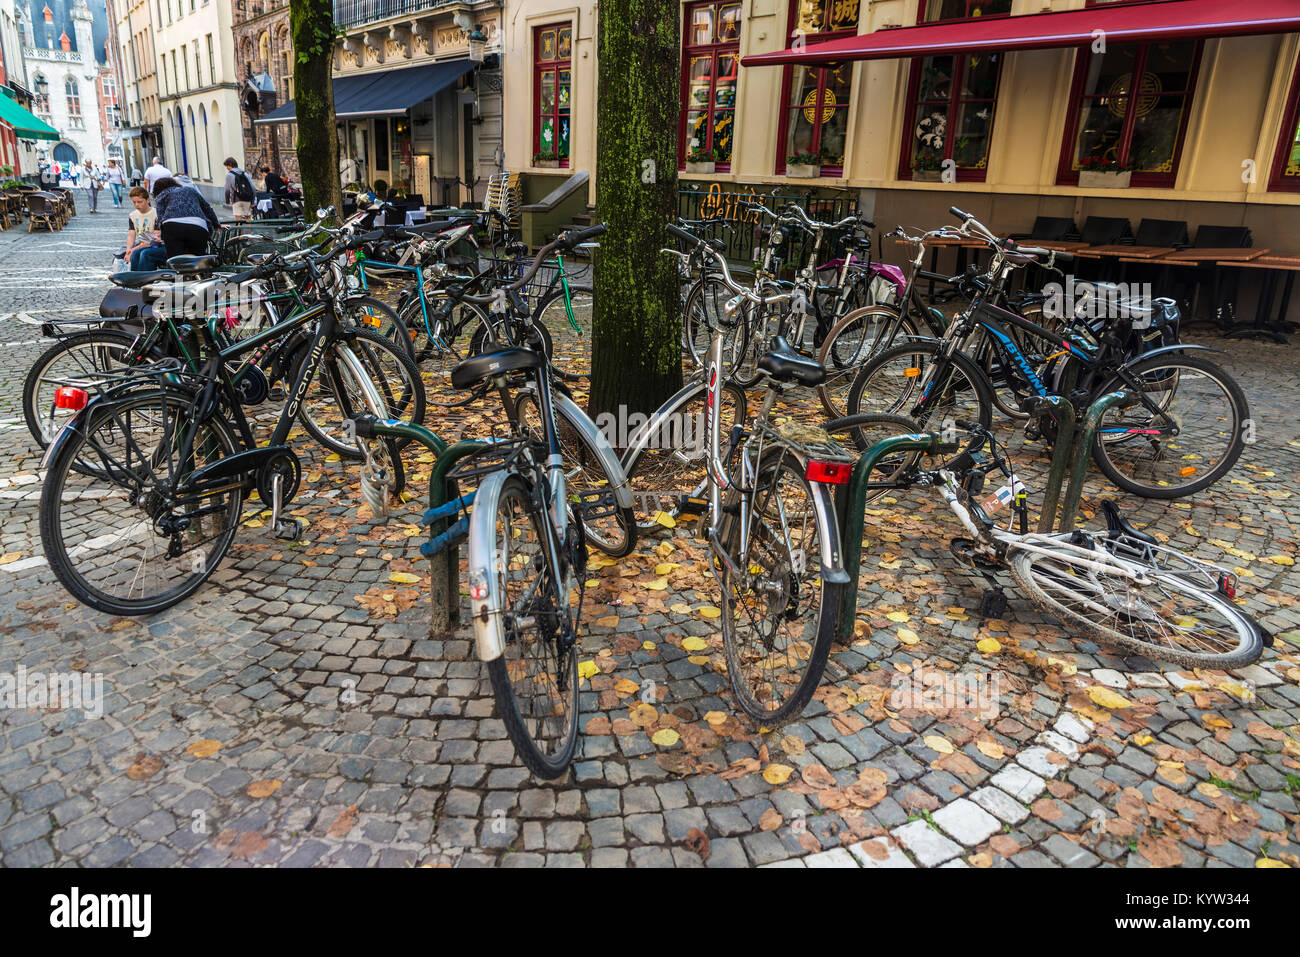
(466, 469), (510, 662)
(809, 480), (851, 584)
(1119, 343), (1221, 368)
(552, 391), (635, 511)
(38, 399), (97, 470)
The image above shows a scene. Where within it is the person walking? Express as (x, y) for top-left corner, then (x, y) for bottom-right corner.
(83, 160), (101, 213)
(130, 163), (143, 187)
(105, 160), (125, 207)
(144, 156), (172, 195)
(152, 176), (221, 258)
(223, 157), (256, 222)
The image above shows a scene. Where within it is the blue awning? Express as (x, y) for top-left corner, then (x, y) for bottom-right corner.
(255, 59), (476, 125)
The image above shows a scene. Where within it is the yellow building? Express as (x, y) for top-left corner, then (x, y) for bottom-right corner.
(500, 0), (1300, 320)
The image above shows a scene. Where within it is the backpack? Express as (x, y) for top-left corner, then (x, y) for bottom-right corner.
(232, 169), (255, 203)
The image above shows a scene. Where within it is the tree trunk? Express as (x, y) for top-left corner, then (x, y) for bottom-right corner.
(588, 1), (682, 423)
(290, 0), (342, 215)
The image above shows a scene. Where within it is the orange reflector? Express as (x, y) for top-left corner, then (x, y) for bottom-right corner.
(903, 367), (921, 377)
(805, 460), (851, 485)
(362, 314), (382, 328)
(54, 387), (89, 411)
(1179, 466), (1197, 477)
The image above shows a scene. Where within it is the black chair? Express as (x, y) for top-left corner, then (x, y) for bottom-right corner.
(1184, 224), (1253, 329)
(1010, 216), (1078, 242)
(1192, 225), (1251, 248)
(1132, 218), (1189, 249)
(1079, 216), (1132, 246)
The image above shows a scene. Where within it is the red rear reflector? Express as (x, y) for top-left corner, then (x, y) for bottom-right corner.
(1218, 573), (1236, 599)
(805, 460), (851, 485)
(54, 387), (89, 411)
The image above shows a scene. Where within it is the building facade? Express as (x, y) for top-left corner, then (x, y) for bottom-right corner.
(230, 0), (294, 180)
(20, 0), (107, 167)
(152, 0), (241, 200)
(109, 0), (163, 176)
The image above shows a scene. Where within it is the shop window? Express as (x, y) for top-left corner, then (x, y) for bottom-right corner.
(534, 23), (572, 167)
(1268, 54), (1300, 193)
(680, 1), (740, 169)
(776, 0), (861, 175)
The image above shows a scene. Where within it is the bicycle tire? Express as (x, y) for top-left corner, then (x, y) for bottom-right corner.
(718, 450), (842, 725)
(1090, 353), (1249, 499)
(480, 474), (581, 778)
(815, 305), (918, 419)
(1009, 542), (1262, 669)
(534, 285), (593, 381)
(341, 295), (413, 360)
(40, 389), (242, 616)
(23, 329), (147, 448)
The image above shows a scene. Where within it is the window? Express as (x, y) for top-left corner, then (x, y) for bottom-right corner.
(160, 53), (167, 94)
(194, 39), (201, 86)
(1057, 40), (1201, 187)
(899, 54), (1002, 180)
(533, 23), (572, 166)
(182, 50), (190, 91)
(680, 1), (741, 169)
(920, 0), (1012, 21)
(207, 35), (215, 83)
(65, 78), (81, 125)
(1269, 55), (1300, 192)
(777, 0), (861, 174)
(172, 50), (180, 93)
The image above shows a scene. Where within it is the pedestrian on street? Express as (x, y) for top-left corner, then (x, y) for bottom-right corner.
(83, 160), (101, 213)
(144, 156), (171, 196)
(130, 163), (143, 187)
(106, 160), (125, 207)
(152, 176), (220, 259)
(223, 157), (257, 222)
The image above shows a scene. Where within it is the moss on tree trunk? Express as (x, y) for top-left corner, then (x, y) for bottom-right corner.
(290, 0), (343, 215)
(588, 1), (682, 421)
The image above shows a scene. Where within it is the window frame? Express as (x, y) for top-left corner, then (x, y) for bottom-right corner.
(774, 0), (861, 176)
(533, 22), (573, 169)
(678, 0), (742, 172)
(1268, 53), (1300, 193)
(916, 0), (1014, 24)
(896, 52), (1002, 182)
(1055, 39), (1203, 189)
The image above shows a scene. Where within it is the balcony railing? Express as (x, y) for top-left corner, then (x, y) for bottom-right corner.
(332, 0), (463, 30)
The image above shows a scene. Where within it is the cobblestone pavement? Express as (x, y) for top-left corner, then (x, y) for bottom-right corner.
(0, 197), (1297, 869)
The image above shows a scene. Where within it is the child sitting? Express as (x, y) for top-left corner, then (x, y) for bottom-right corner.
(125, 186), (167, 271)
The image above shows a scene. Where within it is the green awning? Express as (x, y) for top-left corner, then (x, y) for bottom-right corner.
(0, 87), (60, 141)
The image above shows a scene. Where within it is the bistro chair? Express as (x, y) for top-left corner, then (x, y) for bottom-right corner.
(1010, 216), (1079, 242)
(25, 192), (59, 232)
(1132, 218), (1189, 248)
(1182, 224), (1254, 327)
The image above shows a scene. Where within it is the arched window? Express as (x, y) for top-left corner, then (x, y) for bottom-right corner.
(200, 105), (211, 182)
(187, 107), (197, 178)
(65, 77), (81, 124)
(258, 31), (270, 71)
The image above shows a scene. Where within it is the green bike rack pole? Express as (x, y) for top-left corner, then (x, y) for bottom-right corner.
(1021, 395), (1075, 534)
(836, 432), (941, 643)
(1057, 390), (1136, 533)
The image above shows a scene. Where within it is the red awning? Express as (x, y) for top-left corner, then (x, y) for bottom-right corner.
(741, 0), (1300, 67)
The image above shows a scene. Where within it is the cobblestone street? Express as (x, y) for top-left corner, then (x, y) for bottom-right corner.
(0, 197), (1297, 869)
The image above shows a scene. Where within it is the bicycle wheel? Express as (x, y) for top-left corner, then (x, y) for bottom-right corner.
(481, 474), (581, 778)
(621, 380), (748, 532)
(39, 390), (242, 615)
(513, 388), (637, 557)
(718, 450), (842, 725)
(410, 293), (495, 408)
(845, 340), (994, 454)
(1009, 541), (1262, 669)
(683, 276), (747, 374)
(293, 327), (423, 463)
(731, 300), (788, 388)
(23, 329), (146, 447)
(1091, 353), (1249, 499)
(340, 295), (412, 360)
(534, 285), (593, 380)
(816, 305), (918, 418)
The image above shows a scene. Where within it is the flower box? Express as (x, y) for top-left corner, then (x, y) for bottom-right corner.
(786, 163), (819, 179)
(535, 159), (560, 170)
(912, 169), (943, 182)
(684, 161), (716, 175)
(1078, 170), (1131, 189)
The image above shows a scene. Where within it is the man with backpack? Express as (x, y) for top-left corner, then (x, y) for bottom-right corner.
(223, 157), (257, 221)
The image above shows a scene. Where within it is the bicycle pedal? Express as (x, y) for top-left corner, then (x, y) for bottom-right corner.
(273, 518), (303, 541)
(678, 496), (708, 515)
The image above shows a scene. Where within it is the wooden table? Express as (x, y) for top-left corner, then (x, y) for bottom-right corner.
(1213, 254), (1300, 343)
(1159, 247), (1271, 262)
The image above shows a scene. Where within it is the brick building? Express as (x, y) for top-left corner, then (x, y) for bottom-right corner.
(231, 0), (295, 181)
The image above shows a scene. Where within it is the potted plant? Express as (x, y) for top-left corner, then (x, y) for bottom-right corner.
(685, 147), (716, 175)
(912, 152), (944, 182)
(786, 149), (820, 178)
(1077, 156), (1132, 188)
(533, 150), (560, 169)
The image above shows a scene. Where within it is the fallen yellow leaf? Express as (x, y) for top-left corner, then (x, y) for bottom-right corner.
(651, 728), (680, 747)
(762, 763), (794, 785)
(186, 739), (222, 758)
(389, 572), (421, 584)
(698, 606), (721, 620)
(1087, 686), (1132, 710)
(923, 734), (955, 755)
(246, 779), (282, 799)
(976, 637), (1001, 654)
(897, 628), (919, 645)
(682, 636), (708, 652)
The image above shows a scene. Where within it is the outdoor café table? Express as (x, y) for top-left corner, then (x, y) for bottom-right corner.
(1213, 254), (1300, 343)
(1157, 248), (1270, 330)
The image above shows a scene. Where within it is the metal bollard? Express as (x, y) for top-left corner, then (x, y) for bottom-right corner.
(424, 440), (486, 636)
(1021, 395), (1075, 534)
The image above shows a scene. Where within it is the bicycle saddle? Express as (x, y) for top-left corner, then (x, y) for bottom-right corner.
(758, 336), (826, 387)
(109, 269), (179, 289)
(1099, 499), (1159, 547)
(166, 254), (219, 275)
(450, 347), (543, 391)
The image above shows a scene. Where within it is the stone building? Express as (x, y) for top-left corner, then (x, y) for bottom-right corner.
(19, 0), (107, 167)
(230, 0), (294, 180)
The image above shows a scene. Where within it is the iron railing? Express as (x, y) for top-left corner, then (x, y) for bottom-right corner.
(677, 185), (859, 270)
(332, 0), (466, 29)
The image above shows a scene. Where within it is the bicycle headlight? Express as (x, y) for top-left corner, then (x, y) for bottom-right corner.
(771, 228), (785, 245)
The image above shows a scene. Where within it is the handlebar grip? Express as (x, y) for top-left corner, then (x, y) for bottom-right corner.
(347, 229), (385, 249)
(560, 223), (607, 248)
(665, 222), (696, 244)
(949, 206), (973, 222)
(954, 418), (981, 431)
(1053, 250), (1074, 264)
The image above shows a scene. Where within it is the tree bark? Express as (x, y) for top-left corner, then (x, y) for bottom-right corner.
(588, 1), (682, 423)
(290, 0), (342, 215)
